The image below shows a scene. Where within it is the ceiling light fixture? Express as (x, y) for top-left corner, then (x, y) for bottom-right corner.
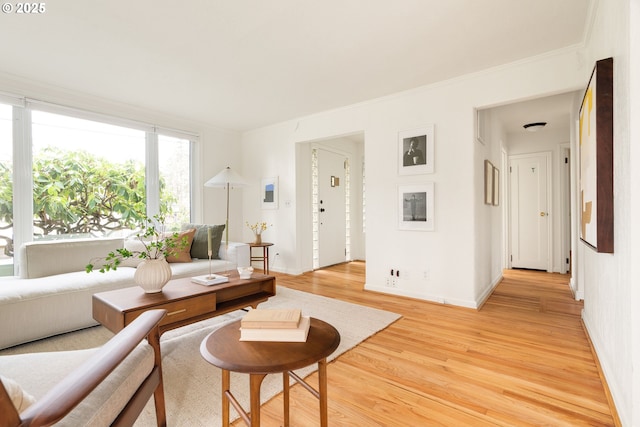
(523, 122), (547, 132)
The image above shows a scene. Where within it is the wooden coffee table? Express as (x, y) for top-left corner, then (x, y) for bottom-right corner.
(92, 273), (276, 336)
(200, 317), (341, 427)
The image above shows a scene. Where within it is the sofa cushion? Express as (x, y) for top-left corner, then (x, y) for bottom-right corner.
(0, 375), (36, 412)
(183, 224), (225, 259)
(165, 228), (196, 263)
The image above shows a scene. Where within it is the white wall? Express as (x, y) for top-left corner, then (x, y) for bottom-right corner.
(578, 0), (637, 425)
(630, 1), (640, 424)
(242, 48), (586, 308)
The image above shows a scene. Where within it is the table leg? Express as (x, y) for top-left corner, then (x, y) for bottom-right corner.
(249, 373), (267, 427)
(263, 246), (269, 274)
(283, 372), (290, 427)
(222, 369), (230, 427)
(318, 358), (328, 427)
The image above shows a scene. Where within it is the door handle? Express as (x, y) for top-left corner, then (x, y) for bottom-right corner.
(320, 208), (325, 212)
(540, 212), (548, 217)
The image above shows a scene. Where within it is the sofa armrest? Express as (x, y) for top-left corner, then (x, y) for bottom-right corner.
(218, 242), (250, 268)
(6, 309), (166, 427)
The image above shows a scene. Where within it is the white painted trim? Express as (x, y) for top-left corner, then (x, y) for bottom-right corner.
(476, 274), (504, 309)
(582, 310), (628, 426)
(145, 132), (160, 218)
(560, 143), (571, 274)
(363, 284), (448, 305)
(11, 106), (32, 277)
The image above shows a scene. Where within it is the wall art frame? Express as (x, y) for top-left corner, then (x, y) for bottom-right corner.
(398, 125), (435, 175)
(492, 166), (500, 206)
(484, 160), (494, 205)
(398, 183), (435, 231)
(579, 57), (614, 253)
(261, 176), (279, 209)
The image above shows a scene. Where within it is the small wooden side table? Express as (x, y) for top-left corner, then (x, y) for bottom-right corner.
(248, 242), (274, 274)
(200, 318), (340, 427)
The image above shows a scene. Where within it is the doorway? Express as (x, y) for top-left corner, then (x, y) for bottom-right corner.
(295, 133), (364, 273)
(509, 152), (552, 271)
(313, 148), (349, 269)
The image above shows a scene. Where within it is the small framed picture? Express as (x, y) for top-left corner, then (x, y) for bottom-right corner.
(261, 176), (278, 209)
(398, 183), (435, 231)
(492, 166), (499, 206)
(398, 125), (435, 175)
(484, 160), (494, 205)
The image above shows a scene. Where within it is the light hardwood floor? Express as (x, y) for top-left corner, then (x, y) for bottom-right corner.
(240, 262), (616, 426)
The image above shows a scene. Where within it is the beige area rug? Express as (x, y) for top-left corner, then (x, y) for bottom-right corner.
(2, 286), (401, 426)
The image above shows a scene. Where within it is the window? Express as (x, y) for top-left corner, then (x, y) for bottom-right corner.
(0, 104), (12, 275)
(31, 111), (147, 239)
(0, 99), (196, 276)
(159, 135), (191, 230)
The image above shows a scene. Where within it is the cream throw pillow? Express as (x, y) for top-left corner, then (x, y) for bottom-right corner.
(1, 375), (36, 412)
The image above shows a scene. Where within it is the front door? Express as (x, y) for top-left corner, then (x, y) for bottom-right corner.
(317, 149), (346, 268)
(509, 152), (551, 271)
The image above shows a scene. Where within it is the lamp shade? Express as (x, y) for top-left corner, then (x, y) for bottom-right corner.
(204, 166), (246, 188)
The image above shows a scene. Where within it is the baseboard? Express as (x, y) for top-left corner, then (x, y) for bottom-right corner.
(475, 274), (503, 310)
(267, 266), (304, 275)
(581, 314), (623, 427)
(363, 284), (445, 304)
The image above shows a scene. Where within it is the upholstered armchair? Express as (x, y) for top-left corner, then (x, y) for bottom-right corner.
(0, 309), (167, 427)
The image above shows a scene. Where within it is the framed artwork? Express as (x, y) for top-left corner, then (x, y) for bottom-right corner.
(261, 176), (279, 209)
(492, 166), (500, 206)
(398, 183), (435, 231)
(398, 125), (435, 175)
(484, 160), (494, 205)
(579, 57), (614, 253)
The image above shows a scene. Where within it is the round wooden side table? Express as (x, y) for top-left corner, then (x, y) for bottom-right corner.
(200, 317), (341, 427)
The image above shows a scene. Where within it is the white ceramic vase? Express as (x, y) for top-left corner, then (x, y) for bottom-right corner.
(134, 258), (172, 293)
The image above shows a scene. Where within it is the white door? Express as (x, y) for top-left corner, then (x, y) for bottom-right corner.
(509, 153), (551, 271)
(317, 149), (346, 268)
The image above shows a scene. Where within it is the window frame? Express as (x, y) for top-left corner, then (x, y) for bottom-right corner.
(4, 98), (197, 276)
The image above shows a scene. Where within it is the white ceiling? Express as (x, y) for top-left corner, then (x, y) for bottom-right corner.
(489, 91), (580, 137)
(0, 0), (592, 132)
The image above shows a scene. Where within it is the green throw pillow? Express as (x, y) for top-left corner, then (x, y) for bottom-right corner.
(183, 224), (225, 259)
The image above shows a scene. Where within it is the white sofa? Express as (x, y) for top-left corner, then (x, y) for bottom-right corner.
(0, 237), (249, 350)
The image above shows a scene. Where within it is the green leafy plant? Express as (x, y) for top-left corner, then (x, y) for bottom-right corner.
(0, 146), (182, 256)
(86, 213), (189, 273)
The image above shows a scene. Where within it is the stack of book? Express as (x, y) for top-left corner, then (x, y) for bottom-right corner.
(239, 308), (310, 342)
